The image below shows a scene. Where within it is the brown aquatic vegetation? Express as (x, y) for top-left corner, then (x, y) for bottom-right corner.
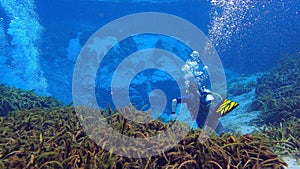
(0, 84), (63, 116)
(249, 57), (300, 124)
(0, 105), (289, 169)
(258, 118), (300, 162)
(0, 82), (292, 168)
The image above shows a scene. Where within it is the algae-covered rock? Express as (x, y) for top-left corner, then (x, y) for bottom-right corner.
(250, 57), (300, 124)
(0, 84), (63, 116)
(227, 75), (258, 97)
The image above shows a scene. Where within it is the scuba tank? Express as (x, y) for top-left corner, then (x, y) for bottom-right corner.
(200, 86), (214, 102)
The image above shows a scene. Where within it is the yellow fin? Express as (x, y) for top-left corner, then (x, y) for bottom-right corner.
(216, 99), (239, 116)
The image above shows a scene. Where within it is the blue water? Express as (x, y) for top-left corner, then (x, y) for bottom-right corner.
(95, 33), (194, 111)
(0, 0), (300, 112)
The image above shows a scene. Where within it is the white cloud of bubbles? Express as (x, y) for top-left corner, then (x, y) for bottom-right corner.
(0, 0), (48, 94)
(181, 51), (208, 89)
(208, 0), (258, 48)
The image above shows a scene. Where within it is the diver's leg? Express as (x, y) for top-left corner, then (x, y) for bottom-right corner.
(195, 111), (208, 129)
(215, 121), (234, 134)
(215, 121), (224, 134)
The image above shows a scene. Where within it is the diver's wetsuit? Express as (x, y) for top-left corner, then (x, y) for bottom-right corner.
(175, 93), (224, 133)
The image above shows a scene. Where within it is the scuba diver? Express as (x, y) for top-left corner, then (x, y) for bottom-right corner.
(170, 76), (239, 133)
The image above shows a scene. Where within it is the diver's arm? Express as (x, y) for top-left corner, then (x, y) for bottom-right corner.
(171, 95), (190, 114)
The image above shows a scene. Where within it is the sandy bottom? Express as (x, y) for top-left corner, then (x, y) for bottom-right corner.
(220, 89), (260, 134)
(282, 156), (300, 169)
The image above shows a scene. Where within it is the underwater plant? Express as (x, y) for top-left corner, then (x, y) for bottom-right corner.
(258, 118), (300, 164)
(0, 104), (289, 168)
(249, 57), (300, 125)
(0, 84), (62, 116)
(0, 83), (293, 168)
